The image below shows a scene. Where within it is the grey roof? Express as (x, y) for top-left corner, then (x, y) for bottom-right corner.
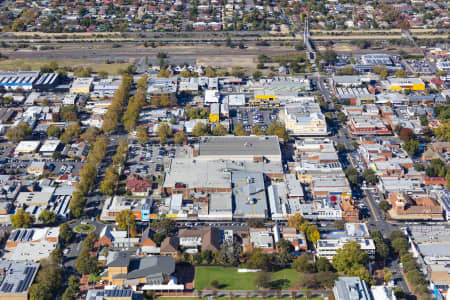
(198, 136), (281, 158)
(127, 256), (175, 279)
(232, 171), (268, 218)
(333, 277), (371, 300)
(0, 260), (39, 295)
(106, 251), (131, 268)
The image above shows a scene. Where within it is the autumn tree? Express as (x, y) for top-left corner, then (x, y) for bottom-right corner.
(10, 208), (34, 229)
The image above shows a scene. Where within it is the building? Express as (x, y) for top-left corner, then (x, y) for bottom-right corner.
(279, 103), (327, 136)
(195, 136), (282, 162)
(317, 235), (375, 260)
(388, 192), (443, 220)
(70, 77), (94, 94)
(0, 71), (40, 91)
(100, 252), (180, 290)
(86, 289), (135, 300)
(39, 139), (61, 156)
(6, 227), (59, 261)
(387, 78), (425, 91)
(332, 277), (371, 300)
(160, 237), (179, 257)
(0, 260), (39, 300)
(209, 103), (220, 122)
(249, 227), (275, 252)
(95, 226), (140, 249)
(361, 54), (393, 66)
(101, 197), (152, 222)
(204, 89), (220, 104)
(26, 161), (45, 176)
(178, 227), (221, 253)
(232, 171), (268, 219)
(14, 141), (41, 154)
(126, 174), (153, 196)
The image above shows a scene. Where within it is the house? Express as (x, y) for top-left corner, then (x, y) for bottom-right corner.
(126, 174), (153, 196)
(178, 227), (221, 253)
(160, 237), (179, 257)
(94, 226), (139, 249)
(388, 192), (443, 220)
(140, 227), (159, 254)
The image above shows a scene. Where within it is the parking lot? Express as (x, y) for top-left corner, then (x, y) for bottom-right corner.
(127, 144), (191, 176)
(230, 107), (279, 133)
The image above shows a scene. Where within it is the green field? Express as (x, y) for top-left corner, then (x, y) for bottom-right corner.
(74, 224), (96, 233)
(194, 267), (300, 290)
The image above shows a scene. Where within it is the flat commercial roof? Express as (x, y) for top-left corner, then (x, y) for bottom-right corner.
(0, 260), (39, 295)
(198, 136), (281, 159)
(15, 141), (41, 153)
(232, 171), (267, 218)
(39, 139), (60, 152)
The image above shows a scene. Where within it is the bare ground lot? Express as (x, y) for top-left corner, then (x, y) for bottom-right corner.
(0, 44), (299, 70)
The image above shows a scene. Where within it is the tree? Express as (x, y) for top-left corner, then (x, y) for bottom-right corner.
(38, 209), (56, 225)
(293, 254), (315, 273)
(254, 272), (272, 288)
(246, 248), (273, 271)
(219, 240), (242, 266)
(435, 121), (450, 141)
(316, 257), (333, 272)
(379, 200), (392, 212)
(47, 125), (61, 138)
(10, 208), (34, 229)
(399, 128), (414, 142)
(59, 223), (73, 244)
(233, 124), (248, 136)
(60, 122), (81, 144)
(137, 126), (149, 144)
(6, 122), (32, 142)
(173, 131), (187, 144)
(402, 139), (420, 156)
(362, 169), (378, 185)
(336, 144), (346, 154)
(321, 49), (337, 65)
(212, 123), (228, 136)
(115, 210), (136, 236)
(253, 70), (262, 80)
(267, 122), (289, 141)
(192, 122), (209, 137)
(251, 125), (265, 136)
(395, 69), (408, 78)
(345, 167), (360, 186)
(210, 280), (220, 289)
(156, 122), (172, 143)
(332, 241), (368, 274)
(60, 105), (78, 122)
(380, 68), (388, 79)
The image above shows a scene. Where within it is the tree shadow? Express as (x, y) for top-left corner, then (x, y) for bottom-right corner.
(271, 279), (290, 289)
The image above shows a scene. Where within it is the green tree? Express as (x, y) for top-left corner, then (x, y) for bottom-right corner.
(246, 248), (273, 272)
(332, 241), (368, 273)
(253, 70), (262, 80)
(254, 272), (273, 288)
(379, 200), (392, 212)
(38, 209), (56, 225)
(115, 210), (136, 236)
(6, 122), (32, 142)
(59, 223), (73, 244)
(362, 169), (378, 185)
(174, 131), (187, 144)
(233, 124), (248, 136)
(212, 123), (228, 136)
(395, 69), (408, 78)
(60, 122), (81, 144)
(402, 139), (420, 156)
(156, 122), (172, 143)
(10, 208), (34, 229)
(47, 125), (61, 138)
(293, 254), (315, 273)
(81, 127), (100, 144)
(316, 257), (333, 272)
(192, 122), (209, 137)
(137, 126), (149, 144)
(344, 167), (360, 186)
(267, 122), (289, 141)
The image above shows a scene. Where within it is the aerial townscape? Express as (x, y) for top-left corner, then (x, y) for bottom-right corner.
(0, 0), (449, 300)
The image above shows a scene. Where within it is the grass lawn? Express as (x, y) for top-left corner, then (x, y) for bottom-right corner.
(0, 58), (130, 74)
(194, 267), (300, 291)
(74, 224), (96, 234)
(158, 297), (323, 300)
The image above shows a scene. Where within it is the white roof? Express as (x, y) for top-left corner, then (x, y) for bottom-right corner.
(15, 141), (41, 153)
(39, 139), (60, 152)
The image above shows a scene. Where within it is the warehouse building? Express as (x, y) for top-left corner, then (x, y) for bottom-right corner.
(0, 71), (40, 91)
